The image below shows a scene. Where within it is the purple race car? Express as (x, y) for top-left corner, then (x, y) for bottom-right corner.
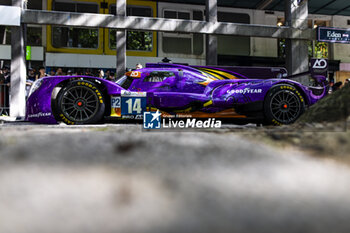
(26, 63), (328, 125)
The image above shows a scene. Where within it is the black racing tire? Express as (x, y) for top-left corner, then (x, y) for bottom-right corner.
(264, 84), (305, 125)
(56, 80), (105, 125)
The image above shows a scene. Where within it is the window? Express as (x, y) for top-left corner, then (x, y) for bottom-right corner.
(110, 6), (152, 17)
(51, 1), (99, 49)
(0, 27), (11, 45)
(52, 27), (98, 48)
(53, 2), (98, 13)
(218, 12), (250, 24)
(162, 10), (203, 55)
(109, 5), (153, 51)
(27, 26), (42, 46)
(117, 75), (135, 90)
(164, 10), (190, 20)
(217, 12), (250, 56)
(144, 71), (175, 82)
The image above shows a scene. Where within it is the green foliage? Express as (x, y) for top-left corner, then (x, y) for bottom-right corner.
(109, 30), (152, 51)
(314, 41), (328, 58)
(279, 39), (328, 59)
(52, 27), (98, 48)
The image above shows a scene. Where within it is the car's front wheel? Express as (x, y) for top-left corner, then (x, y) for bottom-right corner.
(264, 84), (305, 125)
(56, 81), (105, 124)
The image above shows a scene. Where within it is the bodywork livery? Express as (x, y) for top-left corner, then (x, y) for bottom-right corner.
(26, 63), (328, 125)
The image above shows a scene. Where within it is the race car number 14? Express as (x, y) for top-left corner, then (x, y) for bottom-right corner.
(121, 91), (147, 115)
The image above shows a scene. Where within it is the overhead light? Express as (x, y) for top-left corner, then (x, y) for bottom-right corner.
(314, 24), (318, 28)
(277, 22), (283, 27)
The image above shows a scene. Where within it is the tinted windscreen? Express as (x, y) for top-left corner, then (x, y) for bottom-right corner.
(116, 76), (136, 90)
(144, 71), (175, 83)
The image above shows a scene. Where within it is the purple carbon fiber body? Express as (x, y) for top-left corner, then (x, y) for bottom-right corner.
(26, 63), (328, 124)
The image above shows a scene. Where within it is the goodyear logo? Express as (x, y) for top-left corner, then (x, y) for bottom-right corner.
(280, 85), (304, 102)
(77, 81), (104, 104)
(59, 113), (75, 125)
(227, 88), (263, 95)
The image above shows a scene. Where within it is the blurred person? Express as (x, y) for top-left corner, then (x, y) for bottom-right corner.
(77, 69), (83, 75)
(3, 66), (10, 87)
(49, 69), (56, 76)
(0, 70), (4, 84)
(35, 66), (47, 80)
(104, 70), (110, 79)
(333, 81), (342, 92)
(67, 70), (73, 76)
(107, 72), (115, 82)
(2, 66), (10, 110)
(56, 67), (63, 76)
(99, 69), (104, 78)
(328, 81), (334, 94)
(135, 63), (142, 69)
(85, 69), (92, 76)
(26, 68), (36, 97)
(27, 68), (36, 82)
(26, 67), (35, 93)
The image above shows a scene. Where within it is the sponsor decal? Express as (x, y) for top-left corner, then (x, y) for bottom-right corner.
(310, 58), (328, 76)
(122, 115), (135, 119)
(312, 59), (328, 69)
(77, 81), (103, 104)
(280, 85), (304, 102)
(111, 96), (121, 117)
(144, 110), (162, 129)
(227, 88), (262, 95)
(119, 91), (147, 119)
(28, 112), (52, 118)
(121, 90), (146, 97)
(143, 110), (222, 130)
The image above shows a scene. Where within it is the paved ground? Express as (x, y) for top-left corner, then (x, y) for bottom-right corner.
(1, 122), (350, 233)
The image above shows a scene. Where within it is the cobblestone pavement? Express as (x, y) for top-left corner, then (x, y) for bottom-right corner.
(1, 123), (350, 233)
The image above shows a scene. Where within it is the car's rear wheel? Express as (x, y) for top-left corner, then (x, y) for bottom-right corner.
(264, 84), (305, 125)
(56, 81), (105, 124)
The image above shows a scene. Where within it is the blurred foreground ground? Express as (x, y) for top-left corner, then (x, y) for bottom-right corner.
(0, 122), (350, 233)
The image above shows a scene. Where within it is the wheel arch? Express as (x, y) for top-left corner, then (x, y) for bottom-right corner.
(51, 78), (111, 122)
(266, 81), (309, 106)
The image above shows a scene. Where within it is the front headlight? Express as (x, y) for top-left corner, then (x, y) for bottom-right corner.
(28, 79), (43, 97)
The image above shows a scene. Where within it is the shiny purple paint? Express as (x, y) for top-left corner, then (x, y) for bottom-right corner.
(26, 63), (328, 124)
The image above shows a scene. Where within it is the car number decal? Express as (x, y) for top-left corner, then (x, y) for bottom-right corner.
(120, 91), (147, 116)
(121, 97), (146, 116)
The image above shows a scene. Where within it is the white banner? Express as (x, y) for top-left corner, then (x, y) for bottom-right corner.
(0, 6), (21, 26)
